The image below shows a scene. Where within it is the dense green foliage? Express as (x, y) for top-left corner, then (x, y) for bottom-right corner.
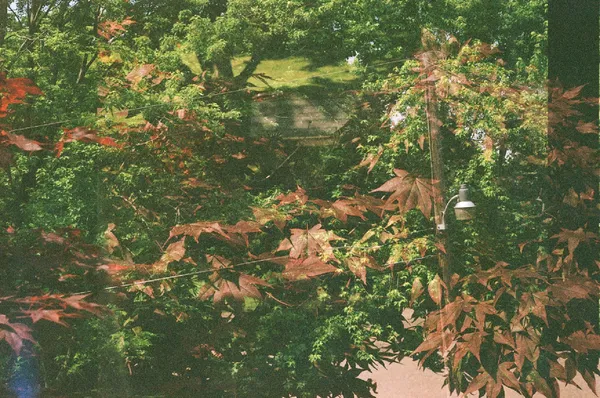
(0, 1), (597, 398)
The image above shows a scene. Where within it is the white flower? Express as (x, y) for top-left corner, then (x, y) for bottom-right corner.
(390, 111), (406, 128)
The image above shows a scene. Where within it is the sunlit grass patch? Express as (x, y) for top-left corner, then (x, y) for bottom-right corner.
(231, 56), (359, 89)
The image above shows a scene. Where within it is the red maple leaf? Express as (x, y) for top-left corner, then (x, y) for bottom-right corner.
(1, 130), (43, 151)
(276, 186), (308, 206)
(152, 238), (186, 272)
(372, 169), (440, 217)
(252, 207), (291, 230)
(0, 315), (34, 354)
(22, 309), (79, 326)
(312, 199), (367, 223)
(98, 17), (135, 41)
(56, 127), (120, 157)
(277, 224), (343, 261)
(170, 221), (230, 242)
(345, 255), (382, 284)
(198, 273), (270, 302)
(126, 64), (156, 84)
(0, 73), (43, 117)
(551, 227), (597, 255)
(357, 145), (384, 173)
(282, 256), (339, 281)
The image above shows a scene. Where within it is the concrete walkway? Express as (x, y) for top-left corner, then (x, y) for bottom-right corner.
(366, 360), (597, 397)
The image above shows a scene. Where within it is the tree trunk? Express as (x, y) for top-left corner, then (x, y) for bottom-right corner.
(233, 52), (261, 87)
(0, 0), (8, 47)
(215, 58), (234, 78)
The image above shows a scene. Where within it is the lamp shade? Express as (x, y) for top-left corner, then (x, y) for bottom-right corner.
(454, 184), (475, 220)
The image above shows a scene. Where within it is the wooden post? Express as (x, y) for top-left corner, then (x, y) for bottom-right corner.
(421, 32), (450, 299)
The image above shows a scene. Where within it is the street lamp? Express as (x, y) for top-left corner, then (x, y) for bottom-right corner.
(437, 184), (476, 231)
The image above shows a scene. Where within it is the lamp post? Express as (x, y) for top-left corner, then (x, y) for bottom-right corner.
(433, 184), (475, 398)
(435, 184), (475, 302)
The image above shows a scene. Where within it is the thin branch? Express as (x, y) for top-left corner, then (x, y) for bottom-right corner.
(8, 4), (23, 27)
(264, 145), (301, 180)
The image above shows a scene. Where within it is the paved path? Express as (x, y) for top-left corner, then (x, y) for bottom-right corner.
(366, 360), (597, 397)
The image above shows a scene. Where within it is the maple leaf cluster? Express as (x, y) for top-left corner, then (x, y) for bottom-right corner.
(0, 294), (102, 354)
(412, 260), (600, 398)
(371, 169), (440, 218)
(97, 17), (135, 41)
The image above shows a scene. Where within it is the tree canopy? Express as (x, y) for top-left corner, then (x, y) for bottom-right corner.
(0, 1), (598, 397)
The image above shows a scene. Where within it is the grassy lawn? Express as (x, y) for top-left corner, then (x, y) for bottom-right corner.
(231, 56), (359, 89)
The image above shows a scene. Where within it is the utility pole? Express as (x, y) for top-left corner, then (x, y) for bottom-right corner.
(420, 31), (450, 298)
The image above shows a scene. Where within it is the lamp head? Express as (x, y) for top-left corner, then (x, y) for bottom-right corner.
(454, 184), (475, 220)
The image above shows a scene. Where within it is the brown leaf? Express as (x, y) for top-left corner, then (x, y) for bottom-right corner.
(439, 298), (464, 329)
(277, 224), (343, 261)
(474, 301), (496, 331)
(530, 369), (554, 398)
(582, 370), (597, 396)
(493, 331), (515, 349)
(562, 85), (585, 99)
(576, 120), (597, 134)
(434, 241), (446, 254)
(199, 273), (270, 302)
(549, 361), (566, 380)
(57, 127), (120, 157)
(565, 357), (577, 383)
(282, 256), (339, 281)
(0, 316), (34, 354)
(417, 135), (426, 150)
(104, 223), (119, 254)
(97, 262), (130, 274)
(498, 362), (521, 391)
(552, 228), (597, 255)
(412, 331), (444, 354)
(97, 17), (135, 40)
(486, 378), (503, 398)
(411, 278), (424, 304)
(252, 207), (291, 230)
(170, 221), (230, 242)
(550, 277), (599, 304)
(276, 186), (308, 206)
(453, 344), (470, 369)
(1, 131), (43, 151)
(531, 292), (549, 325)
(462, 331), (483, 362)
(428, 275), (443, 305)
(347, 257), (367, 284)
(0, 330), (25, 354)
(126, 64), (155, 84)
(345, 255), (380, 285)
(313, 199), (367, 223)
(206, 255), (232, 269)
(518, 241), (528, 253)
(464, 372), (492, 396)
(515, 334), (539, 370)
(357, 145), (384, 173)
(561, 331), (600, 354)
(371, 169), (439, 217)
(0, 74), (43, 117)
(23, 309), (76, 326)
(153, 238), (186, 272)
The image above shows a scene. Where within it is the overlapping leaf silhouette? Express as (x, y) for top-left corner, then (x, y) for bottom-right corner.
(371, 169), (439, 217)
(198, 255), (271, 302)
(277, 224), (343, 261)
